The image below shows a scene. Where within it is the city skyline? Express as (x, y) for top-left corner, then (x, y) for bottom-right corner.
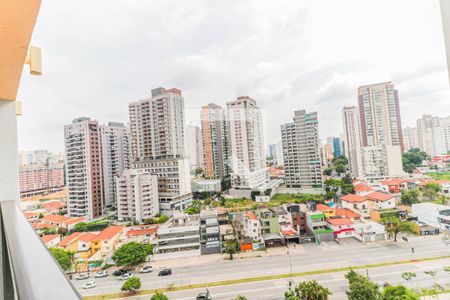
(17, 0), (449, 153)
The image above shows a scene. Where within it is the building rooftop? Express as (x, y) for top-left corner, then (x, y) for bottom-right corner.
(366, 191), (394, 202)
(354, 184), (374, 192)
(341, 194), (367, 203)
(95, 226), (123, 240)
(125, 227), (158, 237)
(335, 208), (360, 219)
(327, 217), (353, 226)
(41, 234), (60, 244)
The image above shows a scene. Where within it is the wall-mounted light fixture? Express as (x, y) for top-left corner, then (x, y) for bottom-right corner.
(24, 45), (42, 75)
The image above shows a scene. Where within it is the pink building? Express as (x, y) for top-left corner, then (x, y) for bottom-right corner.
(19, 163), (64, 198)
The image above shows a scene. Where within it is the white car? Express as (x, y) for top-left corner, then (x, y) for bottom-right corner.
(94, 270), (108, 278)
(140, 266), (153, 273)
(82, 281), (96, 289)
(118, 273), (132, 281)
(76, 273), (90, 280)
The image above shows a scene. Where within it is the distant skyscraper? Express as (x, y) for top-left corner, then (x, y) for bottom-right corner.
(267, 144), (277, 158)
(128, 88), (192, 215)
(358, 82), (404, 152)
(441, 0), (450, 84)
(200, 103), (231, 179)
(281, 110), (322, 188)
(402, 127), (420, 151)
(99, 122), (131, 208)
(416, 114), (450, 156)
(64, 117), (103, 220)
(342, 106), (363, 178)
(275, 141), (284, 166)
(227, 97), (268, 189)
(185, 124), (204, 171)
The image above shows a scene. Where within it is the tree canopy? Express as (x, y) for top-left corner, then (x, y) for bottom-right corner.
(324, 178), (354, 199)
(381, 216), (414, 242)
(400, 189), (420, 205)
(402, 148), (428, 173)
(112, 242), (153, 267)
(345, 270), (381, 300)
(49, 247), (72, 271)
(121, 277), (141, 293)
(381, 285), (419, 300)
(151, 292), (169, 300)
(285, 280), (331, 300)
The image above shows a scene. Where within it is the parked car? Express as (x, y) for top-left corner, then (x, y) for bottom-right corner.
(75, 273), (90, 280)
(140, 266), (153, 273)
(94, 270), (108, 278)
(112, 269), (127, 277)
(118, 273), (132, 281)
(196, 290), (211, 300)
(158, 268), (172, 276)
(82, 281), (96, 289)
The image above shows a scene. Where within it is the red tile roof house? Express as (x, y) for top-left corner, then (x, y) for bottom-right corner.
(22, 211), (40, 221)
(122, 226), (158, 244)
(40, 200), (67, 214)
(41, 214), (86, 230)
(381, 178), (407, 194)
(340, 192), (395, 219)
(90, 226), (123, 258)
(326, 217), (355, 240)
(41, 234), (61, 248)
(354, 184), (374, 196)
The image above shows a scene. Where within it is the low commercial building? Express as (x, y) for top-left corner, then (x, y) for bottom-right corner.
(353, 221), (386, 242)
(200, 209), (221, 255)
(411, 221), (440, 236)
(156, 212), (201, 257)
(191, 179), (222, 193)
(412, 202), (450, 230)
(326, 217), (355, 239)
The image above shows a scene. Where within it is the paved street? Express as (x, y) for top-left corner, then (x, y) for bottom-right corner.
(73, 236), (450, 299)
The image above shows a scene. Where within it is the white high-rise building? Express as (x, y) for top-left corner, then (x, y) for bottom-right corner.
(403, 127), (420, 151)
(417, 114), (450, 156)
(361, 145), (405, 181)
(99, 122), (131, 208)
(64, 117), (103, 220)
(342, 106), (363, 178)
(129, 87), (192, 215)
(116, 169), (159, 223)
(275, 141), (284, 166)
(227, 96), (268, 189)
(185, 124), (204, 171)
(281, 110), (322, 188)
(358, 82), (404, 152)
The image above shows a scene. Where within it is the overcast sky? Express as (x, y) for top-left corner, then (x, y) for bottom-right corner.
(18, 0), (450, 153)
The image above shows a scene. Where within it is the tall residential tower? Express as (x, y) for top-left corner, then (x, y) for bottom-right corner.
(342, 106), (363, 178)
(281, 110), (322, 188)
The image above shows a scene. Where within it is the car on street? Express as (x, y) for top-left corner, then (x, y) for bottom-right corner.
(158, 268), (172, 276)
(94, 270), (108, 278)
(75, 273), (90, 280)
(118, 273), (132, 281)
(140, 266), (153, 273)
(82, 281), (96, 289)
(112, 269), (127, 276)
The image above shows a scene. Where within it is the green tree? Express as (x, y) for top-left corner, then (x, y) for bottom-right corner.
(424, 270), (437, 283)
(324, 178), (354, 198)
(233, 296), (248, 300)
(121, 277), (141, 293)
(73, 222), (87, 232)
(401, 189), (420, 205)
(381, 216), (414, 242)
(381, 285), (419, 300)
(323, 168), (333, 176)
(401, 272), (417, 288)
(112, 242), (153, 267)
(422, 183), (442, 201)
(194, 167), (203, 176)
(285, 280), (331, 300)
(335, 164), (346, 174)
(49, 248), (72, 271)
(402, 148), (428, 173)
(151, 291), (169, 300)
(345, 270), (380, 300)
(225, 241), (238, 260)
(332, 155), (348, 166)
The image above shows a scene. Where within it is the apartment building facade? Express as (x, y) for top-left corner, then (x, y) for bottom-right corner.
(281, 110), (322, 188)
(360, 145), (404, 181)
(64, 117), (103, 220)
(199, 209), (221, 255)
(226, 97), (268, 189)
(100, 122), (131, 207)
(200, 103), (231, 179)
(358, 82), (404, 152)
(416, 114), (450, 156)
(129, 87), (192, 215)
(19, 163), (65, 198)
(342, 106), (363, 178)
(185, 124), (204, 171)
(116, 169), (159, 223)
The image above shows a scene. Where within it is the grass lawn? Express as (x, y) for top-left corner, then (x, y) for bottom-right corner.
(428, 171), (450, 181)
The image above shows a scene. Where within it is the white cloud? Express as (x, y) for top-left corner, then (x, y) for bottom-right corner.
(17, 0), (450, 152)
